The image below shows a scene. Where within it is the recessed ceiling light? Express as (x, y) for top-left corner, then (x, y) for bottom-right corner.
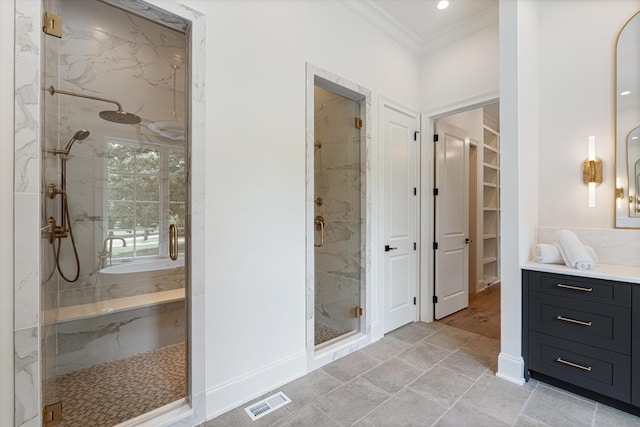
(621, 91), (631, 96)
(437, 0), (450, 10)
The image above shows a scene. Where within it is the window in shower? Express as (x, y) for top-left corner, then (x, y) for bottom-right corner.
(106, 139), (186, 259)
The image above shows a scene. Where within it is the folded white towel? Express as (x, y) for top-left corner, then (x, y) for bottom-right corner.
(534, 244), (563, 263)
(534, 243), (598, 265)
(556, 230), (595, 270)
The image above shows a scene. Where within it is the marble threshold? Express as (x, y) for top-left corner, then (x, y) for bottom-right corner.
(44, 288), (185, 325)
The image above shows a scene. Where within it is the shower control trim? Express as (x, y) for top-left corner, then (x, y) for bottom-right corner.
(47, 183), (63, 199)
(48, 217), (67, 242)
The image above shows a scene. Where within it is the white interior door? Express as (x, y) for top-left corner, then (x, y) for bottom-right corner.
(434, 122), (469, 320)
(382, 103), (419, 333)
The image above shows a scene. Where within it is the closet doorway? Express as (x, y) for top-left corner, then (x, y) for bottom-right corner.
(433, 102), (500, 340)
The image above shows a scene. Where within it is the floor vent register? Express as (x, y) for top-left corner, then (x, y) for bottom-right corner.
(244, 391), (291, 421)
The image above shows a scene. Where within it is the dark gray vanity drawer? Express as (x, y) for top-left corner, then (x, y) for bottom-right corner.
(529, 331), (631, 403)
(529, 292), (631, 354)
(528, 271), (631, 307)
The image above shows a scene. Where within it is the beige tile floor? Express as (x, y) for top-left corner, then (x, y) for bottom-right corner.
(202, 322), (640, 426)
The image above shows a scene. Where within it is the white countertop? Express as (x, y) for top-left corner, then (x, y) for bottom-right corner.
(522, 261), (640, 284)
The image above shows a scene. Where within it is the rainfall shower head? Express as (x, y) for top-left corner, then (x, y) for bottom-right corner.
(99, 110), (142, 125)
(47, 86), (142, 125)
(64, 129), (91, 153)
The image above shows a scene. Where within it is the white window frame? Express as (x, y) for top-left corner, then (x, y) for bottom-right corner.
(104, 137), (185, 260)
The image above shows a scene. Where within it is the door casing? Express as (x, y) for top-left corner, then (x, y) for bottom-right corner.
(419, 92), (500, 323)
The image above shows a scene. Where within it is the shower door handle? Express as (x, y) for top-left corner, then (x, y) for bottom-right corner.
(314, 216), (324, 248)
(169, 223), (179, 260)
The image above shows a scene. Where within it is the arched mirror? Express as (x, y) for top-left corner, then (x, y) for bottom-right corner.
(616, 11), (640, 228)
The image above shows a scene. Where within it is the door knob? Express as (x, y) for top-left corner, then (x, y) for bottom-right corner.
(465, 238), (472, 244)
(385, 245), (398, 252)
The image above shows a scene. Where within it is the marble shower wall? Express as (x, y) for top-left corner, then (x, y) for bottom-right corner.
(55, 301), (185, 374)
(15, 0), (43, 423)
(313, 86), (364, 334)
(48, 0), (188, 308)
(41, 0), (188, 374)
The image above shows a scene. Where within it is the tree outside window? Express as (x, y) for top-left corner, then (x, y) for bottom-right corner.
(106, 140), (185, 259)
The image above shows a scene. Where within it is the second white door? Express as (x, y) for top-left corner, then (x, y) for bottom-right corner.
(434, 122), (469, 320)
(382, 103), (419, 333)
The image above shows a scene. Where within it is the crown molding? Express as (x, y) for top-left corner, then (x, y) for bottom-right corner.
(420, 3), (499, 55)
(340, 0), (498, 57)
(340, 0), (422, 55)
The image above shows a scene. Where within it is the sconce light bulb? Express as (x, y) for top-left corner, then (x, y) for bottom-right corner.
(588, 136), (595, 161)
(588, 182), (596, 208)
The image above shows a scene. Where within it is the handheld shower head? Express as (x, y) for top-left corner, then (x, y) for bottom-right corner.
(64, 129), (91, 153)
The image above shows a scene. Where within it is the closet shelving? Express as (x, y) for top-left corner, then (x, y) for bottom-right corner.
(481, 126), (500, 288)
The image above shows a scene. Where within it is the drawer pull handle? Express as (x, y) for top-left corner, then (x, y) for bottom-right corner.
(556, 357), (592, 372)
(556, 283), (593, 292)
(556, 315), (592, 327)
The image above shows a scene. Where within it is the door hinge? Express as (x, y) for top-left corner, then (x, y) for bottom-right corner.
(354, 306), (363, 318)
(433, 134), (439, 142)
(355, 117), (363, 129)
(413, 242), (417, 250)
(413, 297), (417, 305)
(414, 130), (420, 141)
(433, 188), (439, 196)
(413, 187), (417, 196)
(43, 12), (62, 38)
(433, 296), (438, 304)
(433, 242), (438, 250)
(43, 402), (62, 427)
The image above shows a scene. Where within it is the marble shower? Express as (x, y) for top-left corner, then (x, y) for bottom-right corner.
(313, 84), (365, 344)
(41, 0), (188, 422)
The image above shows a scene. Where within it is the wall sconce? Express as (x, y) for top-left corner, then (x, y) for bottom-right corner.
(582, 136), (602, 207)
(616, 178), (624, 209)
(616, 180), (624, 199)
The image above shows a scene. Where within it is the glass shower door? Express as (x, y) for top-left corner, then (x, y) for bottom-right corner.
(40, 1), (189, 425)
(313, 83), (364, 346)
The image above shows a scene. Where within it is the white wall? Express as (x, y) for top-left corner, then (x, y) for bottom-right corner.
(421, 22), (499, 114)
(438, 108), (484, 143)
(182, 0), (420, 417)
(537, 0), (640, 227)
(496, 0), (540, 384)
(0, 0), (15, 424)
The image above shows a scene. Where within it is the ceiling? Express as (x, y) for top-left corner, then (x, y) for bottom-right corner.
(344, 0), (499, 55)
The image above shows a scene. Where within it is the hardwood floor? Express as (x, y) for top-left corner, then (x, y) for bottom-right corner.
(438, 283), (501, 340)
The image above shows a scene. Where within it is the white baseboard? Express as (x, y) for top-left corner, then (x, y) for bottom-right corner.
(496, 352), (525, 385)
(205, 351), (306, 421)
(369, 321), (383, 342)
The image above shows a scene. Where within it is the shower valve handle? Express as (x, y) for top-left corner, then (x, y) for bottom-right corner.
(47, 183), (64, 199)
(48, 217), (68, 242)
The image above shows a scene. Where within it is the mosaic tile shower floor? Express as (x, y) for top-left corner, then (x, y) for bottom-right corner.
(45, 342), (185, 427)
(315, 323), (347, 345)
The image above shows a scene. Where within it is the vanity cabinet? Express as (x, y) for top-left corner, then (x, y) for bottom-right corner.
(522, 269), (636, 405)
